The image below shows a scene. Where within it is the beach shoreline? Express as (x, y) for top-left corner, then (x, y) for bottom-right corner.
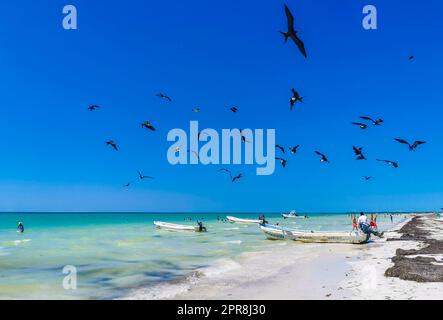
(127, 213), (443, 300)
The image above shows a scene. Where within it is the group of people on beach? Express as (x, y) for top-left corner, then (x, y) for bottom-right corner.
(352, 212), (384, 238)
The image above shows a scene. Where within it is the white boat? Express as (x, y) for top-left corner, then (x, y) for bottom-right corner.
(154, 221), (206, 232)
(226, 216), (263, 224)
(281, 210), (307, 219)
(259, 224), (370, 244)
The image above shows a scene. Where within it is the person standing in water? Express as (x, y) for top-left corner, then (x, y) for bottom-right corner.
(17, 222), (24, 233)
(352, 215), (358, 231)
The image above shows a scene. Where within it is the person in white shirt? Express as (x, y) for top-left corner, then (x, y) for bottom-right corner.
(357, 212), (367, 226)
(358, 212), (384, 238)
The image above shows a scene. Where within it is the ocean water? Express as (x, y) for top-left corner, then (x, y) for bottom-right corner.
(0, 212), (405, 300)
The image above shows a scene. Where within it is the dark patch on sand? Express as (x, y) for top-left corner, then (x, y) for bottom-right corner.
(385, 216), (443, 282)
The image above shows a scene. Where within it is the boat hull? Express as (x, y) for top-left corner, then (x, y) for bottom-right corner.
(226, 216), (263, 224)
(154, 221), (205, 232)
(281, 214), (306, 219)
(260, 224), (370, 244)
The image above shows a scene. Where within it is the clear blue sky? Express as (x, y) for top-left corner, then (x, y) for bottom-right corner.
(0, 0), (442, 212)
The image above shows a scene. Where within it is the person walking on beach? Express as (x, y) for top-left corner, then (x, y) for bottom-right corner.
(358, 212), (384, 238)
(390, 214), (393, 224)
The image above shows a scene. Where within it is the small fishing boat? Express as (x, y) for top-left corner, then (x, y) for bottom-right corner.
(226, 216), (263, 224)
(281, 210), (307, 219)
(259, 224), (370, 244)
(154, 221), (207, 232)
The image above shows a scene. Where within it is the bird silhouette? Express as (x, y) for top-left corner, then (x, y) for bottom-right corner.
(141, 120), (156, 131)
(276, 157), (287, 168)
(156, 93), (172, 102)
(192, 107), (201, 113)
(229, 106), (239, 113)
(290, 88), (304, 109)
(220, 169), (243, 183)
(394, 139), (426, 151)
(376, 159), (399, 168)
(88, 105), (100, 111)
(239, 130), (251, 144)
(363, 176), (373, 181)
(352, 122), (368, 130)
(232, 173), (244, 183)
(106, 140), (118, 151)
(289, 145), (300, 154)
(360, 116), (383, 126)
(280, 4), (307, 58)
(315, 151), (329, 163)
(276, 144), (286, 154)
(353, 146), (367, 160)
(137, 171), (154, 180)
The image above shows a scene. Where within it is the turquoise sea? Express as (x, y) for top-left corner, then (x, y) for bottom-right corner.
(0, 212), (405, 300)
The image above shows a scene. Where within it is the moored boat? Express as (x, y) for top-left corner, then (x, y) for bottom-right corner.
(154, 221), (207, 232)
(281, 210), (308, 219)
(259, 223), (370, 244)
(226, 216), (263, 224)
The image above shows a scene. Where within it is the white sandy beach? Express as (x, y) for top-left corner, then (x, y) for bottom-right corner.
(158, 214), (443, 300)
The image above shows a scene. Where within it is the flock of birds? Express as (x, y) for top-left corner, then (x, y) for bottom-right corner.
(88, 4), (426, 187)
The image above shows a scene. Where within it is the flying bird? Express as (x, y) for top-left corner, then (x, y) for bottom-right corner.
(122, 182), (131, 188)
(137, 171), (154, 180)
(315, 151), (329, 163)
(239, 130), (251, 144)
(276, 144), (285, 154)
(376, 159), (399, 168)
(232, 173), (244, 183)
(229, 106), (239, 113)
(352, 122), (368, 130)
(192, 107), (201, 113)
(220, 169), (243, 183)
(394, 139), (426, 151)
(353, 146), (367, 160)
(363, 176), (373, 181)
(280, 4), (307, 58)
(289, 88), (304, 109)
(360, 116), (383, 126)
(289, 145), (300, 154)
(106, 140), (118, 151)
(276, 157), (287, 168)
(156, 93), (172, 102)
(409, 55), (414, 60)
(88, 105), (100, 111)
(141, 120), (156, 131)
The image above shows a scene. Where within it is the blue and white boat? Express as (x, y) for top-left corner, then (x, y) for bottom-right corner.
(259, 223), (370, 244)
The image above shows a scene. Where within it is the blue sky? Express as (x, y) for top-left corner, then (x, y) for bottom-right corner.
(0, 0), (442, 212)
